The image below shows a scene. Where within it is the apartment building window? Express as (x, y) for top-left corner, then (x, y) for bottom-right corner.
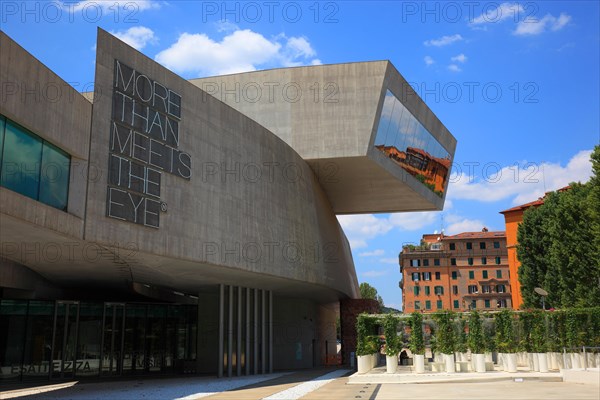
(496, 270), (502, 279)
(425, 286), (431, 295)
(410, 259), (420, 267)
(431, 243), (442, 250)
(493, 241), (500, 249)
(480, 242), (486, 249)
(423, 259), (429, 266)
(471, 300), (477, 309)
(495, 257), (501, 265)
(466, 242), (472, 250)
(496, 284), (506, 293)
(435, 271), (441, 280)
(482, 270), (488, 279)
(449, 243), (456, 250)
(413, 286), (420, 295)
(451, 258), (456, 266)
(451, 271), (457, 280)
(482, 285), (491, 293)
(434, 286), (444, 295)
(497, 299), (507, 308)
(415, 301), (421, 310)
(423, 272), (431, 281)
(481, 257), (487, 265)
(468, 285), (478, 294)
(452, 285), (458, 295)
(436, 300), (443, 309)
(468, 257), (474, 266)
(469, 270), (474, 279)
(425, 300), (431, 310)
(453, 300), (459, 309)
(412, 272), (420, 281)
(484, 299), (491, 308)
(434, 258), (440, 266)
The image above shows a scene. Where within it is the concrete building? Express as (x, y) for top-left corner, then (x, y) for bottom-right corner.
(399, 229), (512, 313)
(0, 29), (456, 382)
(500, 186), (570, 309)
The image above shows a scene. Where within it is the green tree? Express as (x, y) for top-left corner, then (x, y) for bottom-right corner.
(517, 146), (600, 308)
(359, 282), (385, 311)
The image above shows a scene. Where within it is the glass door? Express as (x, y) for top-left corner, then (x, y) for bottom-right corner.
(50, 301), (79, 379)
(100, 303), (125, 376)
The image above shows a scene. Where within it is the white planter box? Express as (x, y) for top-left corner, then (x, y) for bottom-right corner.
(386, 355), (398, 374)
(474, 353), (486, 372)
(537, 353), (549, 373)
(505, 353), (518, 372)
(444, 353), (456, 373)
(570, 353), (582, 369)
(530, 352), (539, 371)
(485, 352), (493, 363)
(455, 361), (469, 372)
(413, 354), (425, 373)
(357, 355), (372, 374)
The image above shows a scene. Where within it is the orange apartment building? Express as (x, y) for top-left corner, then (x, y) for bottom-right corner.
(399, 229), (512, 313)
(499, 186), (570, 309)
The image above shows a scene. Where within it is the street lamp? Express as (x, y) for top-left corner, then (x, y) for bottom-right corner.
(534, 287), (548, 310)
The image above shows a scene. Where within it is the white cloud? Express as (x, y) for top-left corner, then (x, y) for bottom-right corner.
(155, 29), (321, 76)
(388, 212), (438, 231)
(444, 214), (487, 235)
(337, 215), (392, 249)
(424, 56), (435, 66)
(514, 13), (572, 36)
(63, 0), (160, 12)
(379, 258), (399, 265)
(111, 26), (156, 50)
(359, 249), (385, 257)
(424, 34), (463, 47)
(447, 149), (593, 205)
(451, 54), (467, 63)
(362, 269), (391, 277)
(471, 3), (524, 25)
(311, 59), (323, 65)
(447, 64), (462, 72)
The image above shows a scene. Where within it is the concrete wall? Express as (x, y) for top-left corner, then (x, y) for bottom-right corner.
(82, 28), (359, 299)
(0, 31), (91, 235)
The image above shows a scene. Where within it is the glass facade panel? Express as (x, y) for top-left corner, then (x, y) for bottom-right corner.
(0, 300), (28, 381)
(0, 116), (70, 211)
(39, 142), (70, 210)
(0, 301), (199, 382)
(0, 116), (5, 168)
(374, 90), (452, 197)
(1, 121), (42, 200)
(22, 301), (54, 380)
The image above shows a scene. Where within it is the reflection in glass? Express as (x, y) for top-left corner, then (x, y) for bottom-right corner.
(0, 116), (70, 211)
(374, 90), (452, 197)
(1, 121), (42, 200)
(39, 142), (70, 211)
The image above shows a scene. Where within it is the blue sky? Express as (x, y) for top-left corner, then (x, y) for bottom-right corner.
(2, 1), (598, 310)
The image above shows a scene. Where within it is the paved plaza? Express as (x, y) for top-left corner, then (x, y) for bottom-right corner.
(1, 367), (598, 400)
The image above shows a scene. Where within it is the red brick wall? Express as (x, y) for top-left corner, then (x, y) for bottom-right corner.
(340, 299), (379, 366)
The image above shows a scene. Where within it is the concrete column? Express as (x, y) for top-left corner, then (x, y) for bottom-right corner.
(245, 287), (250, 375)
(269, 290), (273, 373)
(227, 285), (233, 377)
(262, 289), (266, 374)
(218, 284), (224, 378)
(254, 288), (258, 374)
(237, 286), (242, 376)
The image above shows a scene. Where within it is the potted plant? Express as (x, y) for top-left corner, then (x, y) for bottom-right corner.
(565, 309), (583, 369)
(467, 310), (486, 372)
(356, 314), (375, 373)
(433, 311), (456, 373)
(408, 312), (425, 373)
(483, 316), (496, 367)
(530, 310), (549, 372)
(455, 316), (468, 363)
(383, 314), (401, 373)
(495, 310), (517, 372)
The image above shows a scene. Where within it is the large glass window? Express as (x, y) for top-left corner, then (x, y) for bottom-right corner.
(1, 121), (42, 200)
(39, 142), (70, 210)
(0, 116), (70, 211)
(374, 90), (452, 197)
